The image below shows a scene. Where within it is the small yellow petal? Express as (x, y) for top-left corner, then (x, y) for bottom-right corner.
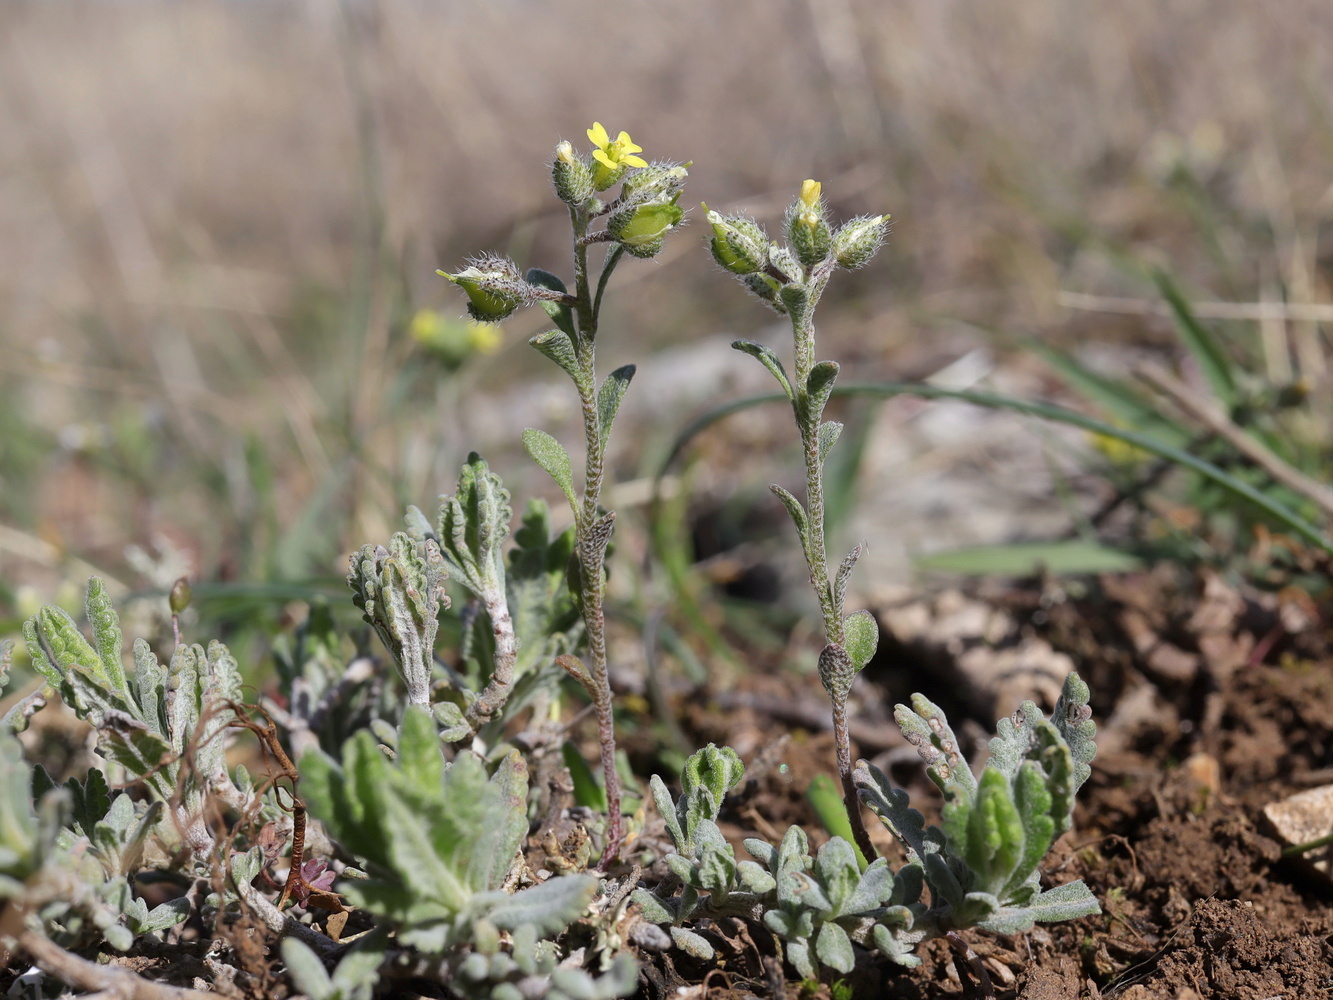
(623, 154), (649, 169)
(614, 130), (636, 148)
(800, 179), (822, 208)
(587, 122), (610, 148)
(592, 148), (617, 170)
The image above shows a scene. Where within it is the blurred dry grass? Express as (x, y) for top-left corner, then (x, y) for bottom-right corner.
(1, 0), (1331, 607)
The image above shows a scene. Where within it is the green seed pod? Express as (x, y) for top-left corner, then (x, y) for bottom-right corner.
(702, 203), (768, 275)
(607, 199), (685, 258)
(551, 141), (594, 206)
(169, 577), (192, 615)
(438, 254), (531, 322)
(619, 162), (689, 205)
(834, 214), (890, 269)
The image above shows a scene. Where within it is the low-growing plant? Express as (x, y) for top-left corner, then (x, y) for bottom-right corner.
(0, 124), (1097, 998)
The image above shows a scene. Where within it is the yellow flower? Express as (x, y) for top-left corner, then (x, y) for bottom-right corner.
(799, 179), (822, 209)
(586, 122), (648, 190)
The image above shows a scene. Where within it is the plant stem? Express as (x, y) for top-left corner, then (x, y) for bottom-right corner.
(788, 282), (876, 862)
(570, 204), (624, 867)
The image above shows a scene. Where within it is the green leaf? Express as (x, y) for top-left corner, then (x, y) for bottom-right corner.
(915, 540), (1144, 576)
(1153, 269), (1238, 405)
(805, 360), (840, 418)
(483, 875), (597, 937)
(282, 937), (334, 999)
(815, 919), (855, 974)
(817, 420), (843, 465)
(895, 694), (977, 800)
(730, 340), (793, 399)
(963, 768), (1023, 895)
(806, 774), (868, 872)
(530, 329), (581, 382)
(522, 428), (579, 517)
(436, 452), (512, 596)
(1052, 673), (1097, 792)
(1006, 762), (1055, 901)
(769, 484), (808, 542)
(526, 268), (576, 339)
(978, 879), (1099, 934)
(842, 609), (878, 671)
(597, 364), (636, 445)
(86, 579), (128, 700)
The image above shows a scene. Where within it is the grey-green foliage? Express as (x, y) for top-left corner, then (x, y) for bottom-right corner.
(283, 929), (388, 1000)
(300, 706), (598, 953)
(348, 531), (448, 708)
(855, 673), (1100, 938)
(14, 580), (270, 952)
(633, 745), (927, 977)
(400, 456), (581, 734)
(453, 923), (639, 1000)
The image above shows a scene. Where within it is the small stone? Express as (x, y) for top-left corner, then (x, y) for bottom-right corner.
(1261, 783), (1333, 882)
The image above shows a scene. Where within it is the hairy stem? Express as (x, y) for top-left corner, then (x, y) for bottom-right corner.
(466, 586), (517, 726)
(570, 204), (624, 867)
(788, 283), (875, 861)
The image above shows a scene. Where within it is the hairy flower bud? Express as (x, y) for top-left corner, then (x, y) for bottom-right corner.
(619, 162), (689, 205)
(607, 198), (685, 258)
(786, 179), (833, 268)
(702, 203), (768, 275)
(551, 141), (594, 206)
(438, 254), (531, 322)
(834, 214), (890, 269)
(741, 272), (785, 313)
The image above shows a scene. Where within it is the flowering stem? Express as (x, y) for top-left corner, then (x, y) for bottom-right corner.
(788, 280), (877, 862)
(570, 202), (624, 867)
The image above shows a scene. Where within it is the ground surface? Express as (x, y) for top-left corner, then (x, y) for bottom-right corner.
(633, 566), (1333, 999)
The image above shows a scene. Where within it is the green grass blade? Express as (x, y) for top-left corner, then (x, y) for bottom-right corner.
(1152, 269), (1239, 406)
(658, 383), (1333, 555)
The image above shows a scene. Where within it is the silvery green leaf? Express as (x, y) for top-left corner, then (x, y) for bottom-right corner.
(895, 694), (977, 800)
(522, 428), (579, 516)
(597, 364), (636, 444)
(437, 453), (513, 596)
(842, 609), (878, 672)
(231, 845), (265, 887)
(1052, 673), (1097, 792)
(0, 729), (37, 880)
(694, 823), (737, 895)
(804, 360), (840, 420)
(482, 874), (596, 936)
(431, 701), (471, 742)
(737, 860), (776, 894)
(664, 853), (696, 885)
(327, 927), (388, 1000)
(1006, 761), (1056, 901)
(979, 879), (1099, 935)
(953, 890), (1001, 928)
(854, 761), (945, 864)
(282, 937), (334, 998)
(842, 857), (896, 915)
(815, 919), (855, 973)
(669, 925), (714, 959)
(817, 642), (854, 704)
(67, 767), (111, 837)
(769, 484), (808, 541)
(871, 922), (925, 968)
(103, 923), (134, 953)
(649, 775), (684, 850)
(730, 340), (794, 399)
(832, 544), (862, 617)
(744, 837), (777, 870)
(784, 938), (815, 980)
(817, 419), (843, 467)
(85, 579), (128, 701)
(629, 888), (676, 924)
(530, 328), (581, 381)
(131, 640), (166, 738)
(813, 837), (859, 911)
(136, 898), (190, 934)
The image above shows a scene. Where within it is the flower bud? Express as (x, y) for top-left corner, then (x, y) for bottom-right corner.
(607, 198), (685, 258)
(834, 214), (890, 269)
(702, 203), (768, 275)
(551, 141), (594, 206)
(438, 254), (531, 322)
(766, 244), (803, 286)
(169, 577), (192, 615)
(785, 179), (832, 268)
(619, 162), (689, 205)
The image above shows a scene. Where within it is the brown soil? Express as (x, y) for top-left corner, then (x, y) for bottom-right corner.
(640, 568), (1333, 999)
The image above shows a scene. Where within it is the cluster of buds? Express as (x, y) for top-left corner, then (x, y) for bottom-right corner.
(704, 180), (890, 313)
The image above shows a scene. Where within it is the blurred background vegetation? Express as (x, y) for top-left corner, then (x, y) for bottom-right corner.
(2, 0), (1331, 671)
